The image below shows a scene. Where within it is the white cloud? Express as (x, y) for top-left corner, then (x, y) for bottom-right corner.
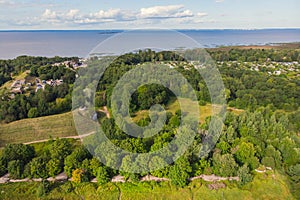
(7, 5), (212, 27)
(197, 12), (208, 17)
(37, 8), (137, 25)
(42, 9), (57, 19)
(66, 9), (80, 19)
(92, 9), (122, 19)
(140, 5), (193, 19)
(173, 9), (193, 18)
(91, 9), (136, 21)
(0, 0), (15, 6)
(216, 0), (225, 3)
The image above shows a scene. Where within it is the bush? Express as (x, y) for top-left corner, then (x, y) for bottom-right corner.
(0, 157), (7, 177)
(96, 166), (110, 185)
(27, 108), (38, 118)
(72, 169), (89, 184)
(287, 164), (300, 183)
(237, 165), (253, 185)
(60, 181), (74, 193)
(3, 144), (35, 164)
(8, 160), (24, 179)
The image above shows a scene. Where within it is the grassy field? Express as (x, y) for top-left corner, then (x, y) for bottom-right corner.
(0, 171), (295, 200)
(132, 98), (244, 124)
(0, 112), (76, 147)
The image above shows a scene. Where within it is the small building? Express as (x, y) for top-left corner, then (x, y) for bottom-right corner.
(36, 84), (43, 92)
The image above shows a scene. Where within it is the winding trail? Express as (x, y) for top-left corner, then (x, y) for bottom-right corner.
(23, 131), (96, 145)
(114, 183), (122, 200)
(98, 106), (111, 118)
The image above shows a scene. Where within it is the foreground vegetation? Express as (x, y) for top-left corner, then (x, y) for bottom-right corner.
(0, 171), (294, 200)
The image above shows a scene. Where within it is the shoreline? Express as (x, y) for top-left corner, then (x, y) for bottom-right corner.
(0, 42), (299, 60)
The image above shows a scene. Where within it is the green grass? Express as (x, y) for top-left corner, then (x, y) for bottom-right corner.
(244, 172), (294, 200)
(0, 112), (77, 147)
(192, 172), (294, 200)
(0, 171), (295, 200)
(117, 181), (192, 200)
(132, 98), (244, 124)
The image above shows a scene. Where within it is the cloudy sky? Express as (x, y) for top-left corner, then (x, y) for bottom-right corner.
(0, 0), (299, 30)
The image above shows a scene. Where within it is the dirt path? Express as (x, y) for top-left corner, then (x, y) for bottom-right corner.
(98, 106), (110, 118)
(140, 175), (169, 182)
(189, 174), (239, 182)
(23, 131), (96, 145)
(114, 183), (122, 200)
(0, 173), (240, 185)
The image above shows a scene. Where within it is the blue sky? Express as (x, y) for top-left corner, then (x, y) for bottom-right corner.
(0, 0), (299, 30)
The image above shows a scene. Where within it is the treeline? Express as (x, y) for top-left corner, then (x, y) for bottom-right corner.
(208, 48), (300, 62)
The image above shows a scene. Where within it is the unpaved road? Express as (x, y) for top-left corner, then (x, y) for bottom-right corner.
(23, 131), (96, 145)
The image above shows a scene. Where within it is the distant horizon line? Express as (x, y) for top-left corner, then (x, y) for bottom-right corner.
(1, 28), (300, 32)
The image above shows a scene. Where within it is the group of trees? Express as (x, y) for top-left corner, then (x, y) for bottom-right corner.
(0, 139), (72, 179)
(130, 84), (173, 111)
(30, 64), (76, 84)
(208, 48), (300, 62)
(0, 83), (72, 122)
(0, 56), (76, 123)
(220, 67), (300, 110)
(0, 139), (111, 186)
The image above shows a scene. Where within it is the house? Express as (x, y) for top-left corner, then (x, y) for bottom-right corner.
(36, 84), (43, 92)
(11, 88), (22, 94)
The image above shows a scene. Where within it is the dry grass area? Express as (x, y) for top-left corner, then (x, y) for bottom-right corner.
(0, 112), (77, 147)
(132, 98), (244, 124)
